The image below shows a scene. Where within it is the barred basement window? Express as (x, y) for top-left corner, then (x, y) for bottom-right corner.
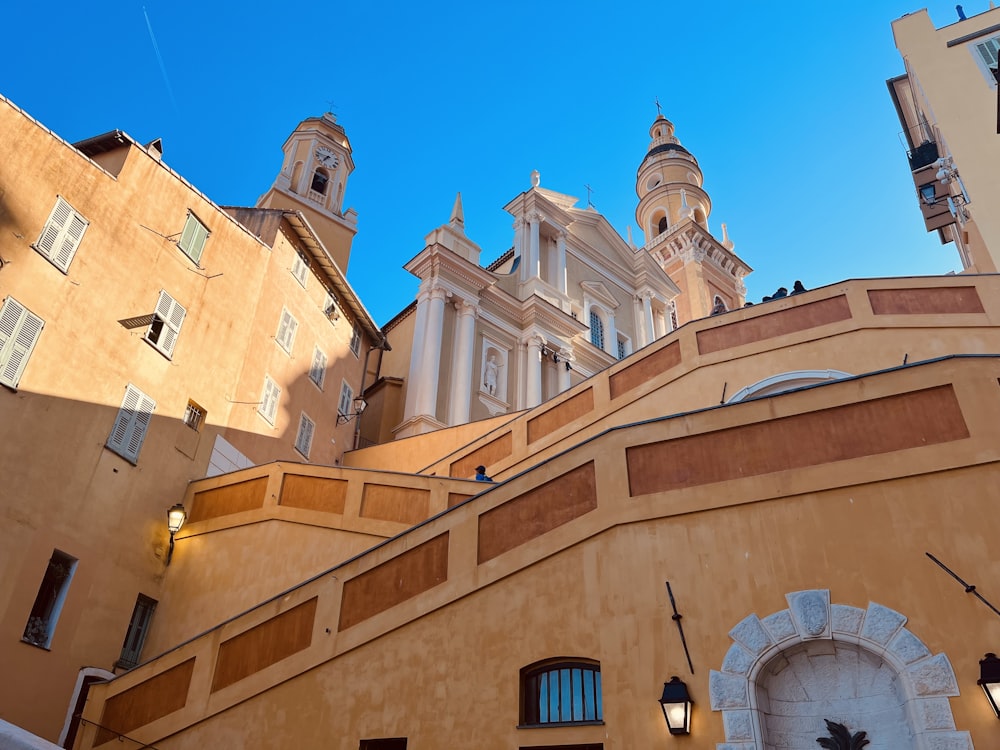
(116, 594), (157, 669)
(177, 212), (210, 264)
(33, 196), (88, 273)
(106, 384), (156, 464)
(520, 658), (603, 726)
(0, 296), (44, 389)
(183, 399), (206, 431)
(22, 550), (78, 649)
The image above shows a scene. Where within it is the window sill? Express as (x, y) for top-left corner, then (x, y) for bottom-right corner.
(143, 337), (175, 361)
(21, 638), (51, 651)
(516, 721), (605, 730)
(104, 444), (138, 466)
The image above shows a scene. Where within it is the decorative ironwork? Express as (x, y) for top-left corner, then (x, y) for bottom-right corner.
(816, 719), (870, 750)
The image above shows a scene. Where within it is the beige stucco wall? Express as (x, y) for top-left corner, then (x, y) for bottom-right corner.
(75, 354), (1000, 749)
(892, 8), (1000, 272)
(0, 97), (372, 740)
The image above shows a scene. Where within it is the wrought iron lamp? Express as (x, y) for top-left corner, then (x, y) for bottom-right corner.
(658, 676), (693, 735)
(979, 652), (1000, 718)
(166, 503), (187, 565)
(337, 396), (368, 425)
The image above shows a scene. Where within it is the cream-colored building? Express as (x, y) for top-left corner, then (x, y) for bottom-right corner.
(368, 115), (750, 444)
(0, 97), (382, 744)
(889, 4), (1000, 272)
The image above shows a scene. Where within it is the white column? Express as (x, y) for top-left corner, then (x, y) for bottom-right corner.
(642, 293), (656, 346)
(654, 308), (667, 338)
(512, 217), (524, 274)
(403, 283), (432, 420)
(556, 230), (568, 294)
(448, 300), (478, 426)
(528, 211), (542, 280)
(525, 334), (544, 408)
(607, 312), (618, 357)
(415, 285), (447, 418)
(557, 348), (573, 393)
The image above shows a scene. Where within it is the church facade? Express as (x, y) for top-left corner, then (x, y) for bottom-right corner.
(366, 115), (750, 444)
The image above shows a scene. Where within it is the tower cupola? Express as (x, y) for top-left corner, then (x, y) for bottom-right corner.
(635, 114), (712, 243)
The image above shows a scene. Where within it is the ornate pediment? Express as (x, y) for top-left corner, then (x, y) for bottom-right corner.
(580, 280), (620, 309)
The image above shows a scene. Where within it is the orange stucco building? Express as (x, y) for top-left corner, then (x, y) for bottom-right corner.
(0, 96), (383, 745)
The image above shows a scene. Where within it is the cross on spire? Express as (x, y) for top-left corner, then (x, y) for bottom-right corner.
(325, 100), (338, 116)
(584, 184), (595, 208)
(655, 97), (662, 116)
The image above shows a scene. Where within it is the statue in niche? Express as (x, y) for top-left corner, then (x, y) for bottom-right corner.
(483, 355), (499, 395)
(816, 719), (870, 750)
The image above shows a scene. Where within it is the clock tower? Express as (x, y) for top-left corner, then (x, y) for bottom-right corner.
(257, 113), (358, 271)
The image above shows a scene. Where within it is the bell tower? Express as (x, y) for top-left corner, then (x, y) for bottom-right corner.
(257, 113), (358, 271)
(635, 115), (711, 239)
(635, 114), (751, 324)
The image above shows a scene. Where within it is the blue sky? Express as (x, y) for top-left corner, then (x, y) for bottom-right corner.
(0, 1), (977, 325)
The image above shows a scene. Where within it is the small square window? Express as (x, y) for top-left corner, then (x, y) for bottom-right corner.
(275, 308), (299, 354)
(177, 212), (210, 264)
(183, 400), (206, 432)
(295, 412), (315, 459)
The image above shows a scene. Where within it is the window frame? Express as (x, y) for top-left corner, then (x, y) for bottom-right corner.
(323, 290), (340, 322)
(22, 549), (78, 649)
(350, 322), (362, 357)
(294, 412), (315, 459)
(145, 290), (187, 359)
(309, 346), (327, 389)
(588, 308), (605, 351)
(116, 594), (157, 670)
(183, 399), (206, 432)
(177, 211), (210, 265)
(106, 384), (156, 464)
(291, 251), (310, 288)
(971, 35), (1000, 87)
(275, 308), (299, 354)
(0, 296), (44, 389)
(33, 196), (88, 273)
(258, 376), (281, 425)
(520, 658), (603, 728)
(338, 380), (355, 419)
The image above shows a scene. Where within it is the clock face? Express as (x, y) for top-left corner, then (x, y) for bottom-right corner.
(315, 147), (339, 168)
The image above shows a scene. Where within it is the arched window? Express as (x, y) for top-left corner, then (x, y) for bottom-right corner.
(657, 215), (669, 235)
(589, 308), (605, 350)
(311, 168), (330, 195)
(520, 658), (603, 726)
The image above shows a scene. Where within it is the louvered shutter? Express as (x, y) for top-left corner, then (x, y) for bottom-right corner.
(107, 384), (156, 463)
(296, 414), (315, 457)
(310, 347), (326, 387)
(0, 298), (44, 388)
(147, 291), (186, 357)
(259, 378), (280, 423)
(178, 214), (209, 263)
(35, 198), (87, 272)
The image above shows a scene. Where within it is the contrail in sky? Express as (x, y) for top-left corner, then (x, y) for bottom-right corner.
(143, 6), (178, 111)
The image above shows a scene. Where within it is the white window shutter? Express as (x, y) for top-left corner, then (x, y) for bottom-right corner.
(107, 384), (156, 463)
(0, 298), (44, 388)
(338, 382), (354, 416)
(148, 290), (186, 357)
(259, 377), (280, 424)
(178, 214), (209, 263)
(310, 347), (326, 387)
(276, 309), (297, 353)
(36, 197), (87, 272)
(296, 413), (315, 457)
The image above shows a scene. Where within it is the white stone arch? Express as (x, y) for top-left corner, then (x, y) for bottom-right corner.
(709, 590), (972, 750)
(725, 369), (853, 404)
